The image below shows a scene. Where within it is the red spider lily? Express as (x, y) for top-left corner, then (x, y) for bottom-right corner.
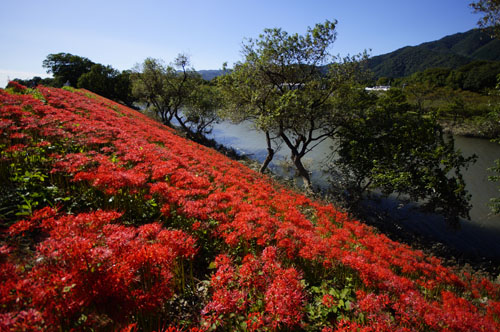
(202, 247), (305, 330)
(2, 84), (500, 331)
(3, 211), (197, 331)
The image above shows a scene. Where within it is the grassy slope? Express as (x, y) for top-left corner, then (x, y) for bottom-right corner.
(1, 83), (500, 331)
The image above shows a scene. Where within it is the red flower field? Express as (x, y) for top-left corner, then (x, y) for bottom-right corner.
(1, 82), (499, 331)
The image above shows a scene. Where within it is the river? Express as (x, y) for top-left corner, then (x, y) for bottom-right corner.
(207, 120), (500, 259)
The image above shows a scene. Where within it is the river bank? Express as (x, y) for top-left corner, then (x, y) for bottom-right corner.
(174, 123), (500, 280)
(440, 119), (500, 139)
(185, 129), (500, 279)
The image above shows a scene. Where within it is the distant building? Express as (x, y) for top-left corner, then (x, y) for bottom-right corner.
(365, 85), (390, 91)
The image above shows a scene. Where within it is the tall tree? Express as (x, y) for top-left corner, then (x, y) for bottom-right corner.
(42, 53), (95, 87)
(77, 64), (118, 99)
(219, 20), (367, 187)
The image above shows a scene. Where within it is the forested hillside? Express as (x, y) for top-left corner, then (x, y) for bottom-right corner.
(367, 28), (500, 78)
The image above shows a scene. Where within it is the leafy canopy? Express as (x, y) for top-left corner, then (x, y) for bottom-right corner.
(77, 64), (133, 106)
(218, 20), (368, 186)
(42, 53), (95, 87)
(131, 55), (219, 139)
(471, 0), (500, 37)
(333, 89), (476, 224)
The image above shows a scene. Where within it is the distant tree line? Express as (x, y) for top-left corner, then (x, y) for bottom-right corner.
(384, 60), (500, 92)
(371, 60), (500, 140)
(15, 53), (135, 107)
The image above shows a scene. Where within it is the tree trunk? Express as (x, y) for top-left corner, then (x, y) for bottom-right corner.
(259, 131), (275, 173)
(260, 148), (274, 173)
(292, 154), (312, 191)
(174, 112), (196, 139)
(278, 128), (313, 191)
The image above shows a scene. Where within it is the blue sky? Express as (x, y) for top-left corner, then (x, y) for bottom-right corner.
(0, 0), (481, 87)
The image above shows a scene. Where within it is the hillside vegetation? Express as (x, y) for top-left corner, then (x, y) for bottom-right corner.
(1, 83), (500, 331)
(367, 28), (500, 79)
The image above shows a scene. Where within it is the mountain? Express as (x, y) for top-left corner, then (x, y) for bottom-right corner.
(198, 29), (500, 81)
(367, 28), (500, 79)
(198, 69), (225, 81)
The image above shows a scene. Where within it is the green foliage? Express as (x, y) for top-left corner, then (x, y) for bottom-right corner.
(131, 55), (212, 138)
(489, 157), (500, 214)
(402, 60), (500, 93)
(471, 0), (500, 38)
(13, 76), (55, 88)
(37, 53), (134, 105)
(183, 82), (222, 137)
(395, 77), (500, 139)
(77, 64), (134, 106)
(0, 138), (160, 229)
(62, 86), (76, 92)
(0, 144), (63, 226)
(42, 52), (95, 87)
(460, 60), (500, 91)
(332, 89), (476, 224)
(219, 20), (368, 186)
(367, 28), (500, 79)
(306, 278), (356, 330)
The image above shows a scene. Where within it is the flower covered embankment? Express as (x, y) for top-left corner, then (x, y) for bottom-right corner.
(1, 82), (500, 331)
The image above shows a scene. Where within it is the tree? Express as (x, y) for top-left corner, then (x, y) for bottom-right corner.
(470, 1), (500, 213)
(219, 20), (367, 187)
(77, 64), (134, 106)
(77, 64), (118, 99)
(42, 53), (95, 87)
(460, 60), (500, 91)
(332, 89), (476, 224)
(470, 0), (500, 37)
(183, 81), (222, 138)
(376, 77), (391, 86)
(113, 70), (135, 107)
(131, 54), (213, 139)
(217, 61), (281, 173)
(403, 82), (439, 114)
(13, 76), (55, 88)
(131, 58), (170, 122)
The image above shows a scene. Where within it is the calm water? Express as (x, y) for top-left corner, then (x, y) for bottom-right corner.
(207, 121), (500, 258)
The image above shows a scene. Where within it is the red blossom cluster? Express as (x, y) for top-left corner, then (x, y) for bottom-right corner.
(202, 247), (305, 330)
(1, 84), (500, 331)
(2, 208), (197, 331)
(6, 81), (27, 93)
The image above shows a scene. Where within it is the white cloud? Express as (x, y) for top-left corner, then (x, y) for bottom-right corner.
(0, 69), (51, 89)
